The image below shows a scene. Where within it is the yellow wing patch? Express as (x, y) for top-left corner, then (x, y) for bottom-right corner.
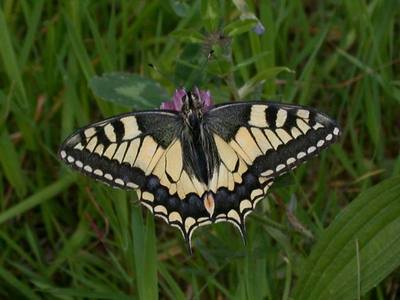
(152, 139), (207, 198)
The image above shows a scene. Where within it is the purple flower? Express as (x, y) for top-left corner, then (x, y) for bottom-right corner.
(160, 88), (213, 112)
(160, 89), (186, 111)
(193, 87), (213, 111)
(253, 22), (265, 35)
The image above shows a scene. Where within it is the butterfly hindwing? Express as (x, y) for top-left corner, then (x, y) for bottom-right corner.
(135, 138), (210, 250)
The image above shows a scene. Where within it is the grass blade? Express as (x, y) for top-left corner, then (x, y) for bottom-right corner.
(0, 175), (76, 224)
(0, 266), (41, 300)
(0, 128), (27, 197)
(0, 8), (28, 108)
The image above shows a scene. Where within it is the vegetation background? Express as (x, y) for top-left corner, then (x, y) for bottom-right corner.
(0, 0), (399, 299)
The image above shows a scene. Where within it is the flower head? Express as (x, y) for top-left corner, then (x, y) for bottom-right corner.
(160, 88), (213, 112)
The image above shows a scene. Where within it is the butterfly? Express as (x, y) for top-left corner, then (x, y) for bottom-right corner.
(59, 88), (340, 253)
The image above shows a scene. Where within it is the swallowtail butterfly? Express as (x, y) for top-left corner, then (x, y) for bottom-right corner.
(59, 88), (340, 252)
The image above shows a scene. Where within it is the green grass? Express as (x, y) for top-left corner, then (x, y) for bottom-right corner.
(1, 1), (400, 299)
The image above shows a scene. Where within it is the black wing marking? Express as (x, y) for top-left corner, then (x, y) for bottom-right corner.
(59, 110), (181, 189)
(200, 101), (340, 238)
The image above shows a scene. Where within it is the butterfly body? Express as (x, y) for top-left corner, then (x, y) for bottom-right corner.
(59, 88), (340, 252)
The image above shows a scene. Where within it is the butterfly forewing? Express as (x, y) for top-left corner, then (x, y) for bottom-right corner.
(206, 102), (340, 179)
(59, 111), (180, 189)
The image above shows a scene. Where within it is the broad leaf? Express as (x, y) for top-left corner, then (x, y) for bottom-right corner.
(293, 176), (400, 300)
(89, 73), (168, 109)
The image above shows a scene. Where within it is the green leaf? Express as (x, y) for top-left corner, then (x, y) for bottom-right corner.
(169, 0), (191, 17)
(0, 8), (28, 108)
(0, 175), (76, 225)
(0, 128), (27, 197)
(47, 218), (89, 276)
(89, 73), (169, 109)
(0, 266), (41, 300)
(232, 50), (271, 72)
(207, 57), (232, 77)
(174, 43), (204, 87)
(238, 67), (294, 99)
(293, 176), (400, 300)
(0, 89), (10, 125)
(19, 0), (45, 68)
(159, 265), (187, 300)
(224, 19), (258, 37)
(131, 207), (158, 300)
(200, 0), (219, 31)
(231, 0), (265, 35)
(171, 29), (205, 44)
